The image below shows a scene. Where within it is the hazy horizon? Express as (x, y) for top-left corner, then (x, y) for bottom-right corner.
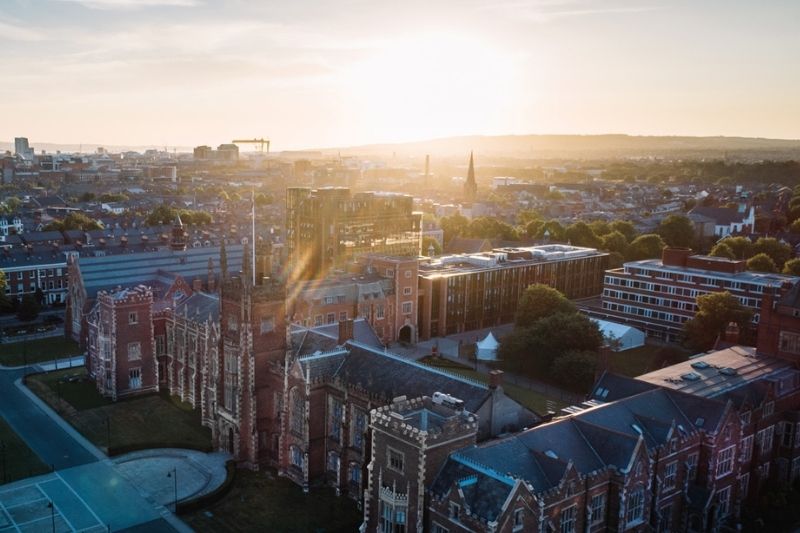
(2, 0), (799, 151)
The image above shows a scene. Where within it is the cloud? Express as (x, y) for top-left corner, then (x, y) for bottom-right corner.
(0, 19), (45, 41)
(55, 0), (200, 9)
(475, 0), (662, 22)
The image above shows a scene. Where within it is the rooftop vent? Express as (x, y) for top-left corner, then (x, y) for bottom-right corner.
(690, 361), (710, 370)
(544, 450), (558, 459)
(719, 367), (738, 376)
(681, 372), (702, 382)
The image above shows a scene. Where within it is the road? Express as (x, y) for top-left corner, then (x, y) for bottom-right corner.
(0, 365), (100, 470)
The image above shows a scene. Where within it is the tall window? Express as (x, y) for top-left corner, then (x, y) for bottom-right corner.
(260, 317), (275, 334)
(716, 485), (731, 517)
(380, 501), (406, 533)
(155, 334), (166, 356)
(513, 508), (524, 531)
(127, 342), (141, 361)
(224, 352), (237, 415)
(716, 445), (735, 478)
(128, 368), (142, 389)
(352, 408), (367, 450)
(663, 461), (677, 491)
(290, 445), (303, 468)
(589, 493), (605, 524)
(741, 435), (753, 462)
(329, 396), (343, 442)
(560, 506), (576, 533)
(626, 487), (644, 525)
(128, 312), (138, 325)
(402, 302), (412, 315)
(376, 305), (385, 319)
(757, 426), (774, 456)
(687, 453), (699, 482)
(290, 388), (304, 435)
(739, 473), (750, 499)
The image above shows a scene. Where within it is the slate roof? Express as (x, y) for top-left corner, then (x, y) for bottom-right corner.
(689, 206), (749, 225)
(175, 292), (220, 322)
(430, 386), (728, 521)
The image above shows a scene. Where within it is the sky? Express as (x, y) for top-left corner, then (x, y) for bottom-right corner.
(1, 0), (799, 151)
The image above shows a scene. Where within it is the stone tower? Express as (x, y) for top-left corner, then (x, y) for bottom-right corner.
(463, 151), (477, 203)
(170, 214), (187, 251)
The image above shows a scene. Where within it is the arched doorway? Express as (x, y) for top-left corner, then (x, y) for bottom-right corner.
(398, 325), (412, 344)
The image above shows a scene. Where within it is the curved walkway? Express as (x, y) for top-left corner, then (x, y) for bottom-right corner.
(113, 449), (231, 508)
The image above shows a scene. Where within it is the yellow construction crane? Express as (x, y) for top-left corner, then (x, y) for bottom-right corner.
(232, 138), (270, 153)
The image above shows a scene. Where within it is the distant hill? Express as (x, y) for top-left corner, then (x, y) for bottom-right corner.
(317, 134), (800, 160)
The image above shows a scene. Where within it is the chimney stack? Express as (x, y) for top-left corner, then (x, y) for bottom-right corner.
(724, 322), (740, 344)
(338, 318), (354, 345)
(489, 369), (504, 390)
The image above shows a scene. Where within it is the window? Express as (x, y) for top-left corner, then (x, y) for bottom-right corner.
(759, 461), (770, 479)
(763, 401), (775, 417)
(349, 463), (361, 484)
(402, 301), (412, 315)
(388, 448), (404, 473)
(329, 396), (343, 442)
(513, 508), (524, 531)
(403, 287), (412, 296)
(339, 311), (347, 322)
(326, 312), (336, 324)
(741, 435), (753, 462)
(658, 504), (672, 532)
(128, 312), (138, 325)
(739, 473), (750, 499)
(327, 451), (339, 473)
(716, 446), (736, 477)
(782, 422), (795, 447)
(757, 426), (774, 456)
(626, 487), (644, 525)
(128, 368), (141, 389)
(716, 485), (731, 517)
(155, 335), (166, 356)
(127, 342), (141, 361)
(376, 305), (385, 319)
(290, 446), (303, 468)
(741, 411), (751, 426)
(290, 388), (304, 435)
(260, 317), (275, 334)
(449, 502), (460, 520)
(315, 315), (323, 326)
(432, 524), (449, 533)
(385, 269), (394, 277)
(228, 315), (238, 332)
(663, 461), (677, 491)
(589, 493), (605, 524)
(560, 505), (576, 533)
(352, 408), (367, 451)
(404, 270), (412, 278)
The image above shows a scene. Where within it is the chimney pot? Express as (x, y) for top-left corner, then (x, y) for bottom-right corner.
(489, 369), (504, 389)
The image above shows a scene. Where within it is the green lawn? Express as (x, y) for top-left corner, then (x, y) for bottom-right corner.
(420, 357), (566, 414)
(27, 368), (211, 453)
(0, 416), (50, 485)
(184, 470), (361, 533)
(608, 344), (693, 377)
(0, 337), (82, 367)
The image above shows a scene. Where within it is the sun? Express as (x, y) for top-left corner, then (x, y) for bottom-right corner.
(344, 33), (519, 142)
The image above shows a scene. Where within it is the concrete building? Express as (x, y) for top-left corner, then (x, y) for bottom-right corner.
(600, 247), (798, 342)
(418, 244), (609, 339)
(286, 187), (422, 282)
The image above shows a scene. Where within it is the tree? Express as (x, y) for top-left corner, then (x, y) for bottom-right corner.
(516, 210), (541, 226)
(609, 220), (637, 243)
(551, 351), (598, 392)
(601, 230), (628, 255)
(747, 253), (778, 273)
(565, 221), (601, 248)
(0, 271), (11, 313)
(145, 205), (178, 226)
(515, 284), (576, 328)
(708, 242), (735, 260)
(16, 293), (41, 322)
(683, 291), (752, 351)
(466, 217), (519, 241)
(440, 213), (469, 243)
(718, 236), (753, 260)
(422, 237), (442, 256)
(657, 215), (695, 248)
(255, 193), (273, 206)
(525, 219), (544, 238)
(589, 220), (611, 237)
(752, 237), (792, 269)
(626, 234), (665, 261)
(783, 258), (800, 276)
(789, 219), (800, 234)
(43, 212), (102, 232)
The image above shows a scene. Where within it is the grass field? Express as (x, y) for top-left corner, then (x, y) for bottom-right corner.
(419, 357), (567, 413)
(184, 470), (361, 533)
(0, 416), (50, 485)
(0, 337), (82, 367)
(27, 368), (211, 453)
(608, 343), (693, 377)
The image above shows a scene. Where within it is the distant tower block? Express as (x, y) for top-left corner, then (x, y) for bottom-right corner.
(463, 151), (477, 203)
(424, 154), (430, 179)
(170, 215), (187, 251)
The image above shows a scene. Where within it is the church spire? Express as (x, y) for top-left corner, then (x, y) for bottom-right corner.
(464, 151), (477, 203)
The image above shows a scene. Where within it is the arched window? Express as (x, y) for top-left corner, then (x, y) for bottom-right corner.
(290, 445), (303, 468)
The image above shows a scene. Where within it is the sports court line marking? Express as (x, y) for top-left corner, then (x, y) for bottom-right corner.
(3, 497), (49, 510)
(0, 496), (22, 533)
(54, 472), (104, 530)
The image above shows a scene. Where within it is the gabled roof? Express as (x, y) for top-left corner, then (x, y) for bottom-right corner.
(689, 206), (750, 226)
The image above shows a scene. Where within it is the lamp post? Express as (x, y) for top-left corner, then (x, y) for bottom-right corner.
(167, 467), (178, 512)
(105, 416), (111, 452)
(47, 500), (55, 532)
